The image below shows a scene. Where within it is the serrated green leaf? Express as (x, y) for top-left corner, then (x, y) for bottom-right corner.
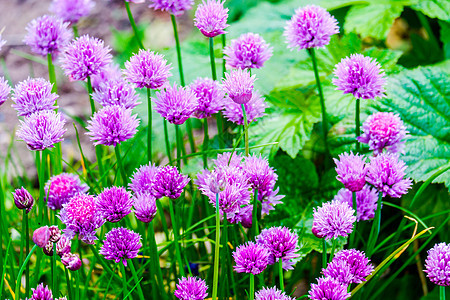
(411, 0), (450, 22)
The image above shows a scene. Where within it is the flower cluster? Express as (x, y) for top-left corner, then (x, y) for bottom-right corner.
(133, 192), (157, 223)
(12, 77), (58, 117)
(148, 0), (194, 16)
(154, 83), (198, 125)
(224, 33), (273, 70)
(222, 68), (255, 104)
(153, 166), (190, 199)
(222, 91), (267, 125)
(96, 186), (134, 223)
(190, 77), (224, 119)
(233, 241), (270, 275)
(13, 187), (34, 213)
(312, 199), (356, 240)
(29, 283), (53, 300)
(92, 78), (141, 109)
(0, 76), (11, 106)
(32, 225), (61, 256)
(45, 173), (89, 210)
(100, 227), (142, 266)
(174, 276), (208, 300)
(424, 242), (450, 286)
(333, 186), (378, 222)
(334, 152), (367, 192)
(50, 0), (95, 24)
(308, 277), (350, 300)
(255, 287), (294, 300)
(194, 0), (229, 38)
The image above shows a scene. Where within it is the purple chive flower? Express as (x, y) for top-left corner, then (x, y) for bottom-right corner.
(190, 77), (224, 119)
(45, 172), (89, 210)
(0, 77), (11, 106)
(50, 0), (95, 24)
(312, 199), (356, 240)
(424, 242), (450, 286)
(358, 112), (408, 155)
(12, 77), (58, 117)
(61, 253), (82, 271)
(224, 33), (273, 70)
(24, 15), (72, 57)
(13, 187), (34, 213)
(233, 241), (270, 275)
(323, 249), (374, 285)
(154, 83), (198, 125)
(127, 0), (145, 3)
(49, 225), (62, 243)
(86, 105), (140, 147)
(284, 5), (339, 51)
(153, 166), (190, 199)
(92, 78), (140, 109)
(148, 0), (194, 16)
(255, 286), (295, 300)
(133, 192), (158, 223)
(334, 152), (367, 192)
(60, 34), (112, 81)
(212, 151), (244, 168)
(366, 152), (412, 198)
(56, 235), (72, 256)
(194, 0), (229, 38)
(17, 110), (66, 151)
(58, 194), (105, 244)
(96, 186), (134, 223)
(43, 240), (54, 256)
(222, 90), (267, 125)
(124, 49), (172, 89)
(333, 54), (386, 100)
(91, 63), (123, 90)
(256, 226), (300, 270)
(308, 277), (350, 300)
(222, 68), (255, 104)
(30, 283), (53, 300)
(174, 276), (208, 300)
(100, 227), (142, 266)
(129, 163), (160, 196)
(333, 186), (378, 222)
(33, 226), (51, 248)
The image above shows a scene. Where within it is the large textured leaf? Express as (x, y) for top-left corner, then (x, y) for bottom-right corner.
(411, 0), (450, 22)
(439, 20), (450, 59)
(376, 66), (450, 189)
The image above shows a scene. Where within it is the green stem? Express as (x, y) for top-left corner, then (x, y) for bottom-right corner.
(355, 98), (361, 152)
(128, 260), (145, 300)
(308, 48), (328, 155)
(121, 263), (128, 300)
(322, 238), (327, 269)
(241, 104), (249, 156)
(221, 34), (226, 77)
(168, 199), (185, 276)
(38, 151), (45, 224)
(65, 268), (72, 300)
(147, 88), (152, 163)
(175, 124), (181, 169)
(72, 24), (79, 38)
(249, 274), (255, 300)
(279, 260), (284, 291)
(441, 286), (446, 300)
(329, 238), (337, 262)
(124, 1), (144, 49)
(212, 193), (221, 300)
(203, 119), (209, 168)
(148, 221), (167, 300)
(156, 199), (170, 241)
(349, 191), (357, 247)
(47, 53), (57, 94)
(163, 119), (172, 164)
(53, 244), (58, 297)
(87, 76), (95, 116)
(25, 211), (30, 297)
(14, 245), (37, 300)
(114, 144), (127, 186)
(209, 37), (217, 80)
(367, 193), (383, 257)
(252, 190), (259, 238)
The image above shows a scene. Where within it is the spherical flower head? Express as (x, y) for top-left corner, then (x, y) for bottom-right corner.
(13, 187), (34, 213)
(312, 199), (356, 240)
(96, 186), (134, 223)
(424, 242), (450, 286)
(12, 77), (58, 117)
(16, 110), (66, 151)
(129, 163), (160, 196)
(154, 83), (198, 125)
(56, 235), (72, 256)
(358, 112), (408, 155)
(323, 249), (374, 285)
(148, 0), (194, 16)
(133, 192), (157, 223)
(60, 34), (112, 81)
(153, 166), (190, 199)
(99, 227), (142, 266)
(333, 54), (386, 100)
(223, 90), (267, 125)
(333, 186), (378, 222)
(174, 276), (208, 300)
(49, 225), (62, 243)
(86, 105), (140, 147)
(24, 15), (73, 57)
(233, 241), (270, 275)
(308, 277), (350, 300)
(255, 286), (295, 300)
(0, 77), (11, 106)
(222, 69), (255, 104)
(92, 78), (141, 109)
(224, 33), (273, 70)
(190, 77), (224, 119)
(366, 152), (412, 198)
(212, 151), (244, 169)
(284, 5), (339, 51)
(33, 226), (51, 248)
(45, 172), (89, 210)
(261, 187), (285, 216)
(124, 49), (172, 89)
(194, 0), (229, 38)
(61, 253), (82, 271)
(333, 152), (367, 192)
(91, 63), (123, 90)
(256, 226), (299, 270)
(58, 194), (105, 244)
(30, 283), (53, 300)
(243, 154), (277, 193)
(50, 0), (95, 23)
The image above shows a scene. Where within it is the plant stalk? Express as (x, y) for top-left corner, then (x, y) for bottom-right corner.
(124, 1), (144, 49)
(241, 104), (249, 156)
(252, 190), (259, 238)
(249, 274), (255, 300)
(355, 98), (361, 152)
(121, 263), (128, 300)
(114, 144), (127, 186)
(329, 238), (337, 262)
(147, 88), (152, 163)
(322, 238), (327, 269)
(367, 192), (383, 257)
(349, 191), (357, 247)
(14, 245), (37, 300)
(203, 119), (209, 168)
(168, 199), (185, 277)
(279, 260), (284, 291)
(129, 260), (145, 300)
(212, 193), (221, 300)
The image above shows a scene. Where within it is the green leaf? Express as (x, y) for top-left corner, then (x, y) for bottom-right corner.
(439, 20), (450, 59)
(344, 4), (404, 40)
(411, 0), (450, 22)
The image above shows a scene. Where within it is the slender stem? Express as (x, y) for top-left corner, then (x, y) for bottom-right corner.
(349, 191), (357, 247)
(53, 244), (58, 297)
(147, 88), (152, 163)
(279, 260), (284, 291)
(221, 34), (226, 77)
(212, 193), (221, 300)
(252, 190), (259, 238)
(148, 221), (167, 300)
(440, 286), (446, 300)
(168, 199), (185, 276)
(47, 53), (57, 94)
(162, 119), (172, 164)
(171, 15), (185, 86)
(175, 124), (181, 169)
(129, 260), (145, 300)
(322, 238), (327, 269)
(65, 268), (72, 300)
(0, 177), (3, 299)
(355, 98), (361, 152)
(25, 211), (30, 297)
(87, 76), (95, 116)
(156, 199), (170, 241)
(241, 104), (249, 156)
(249, 274), (255, 300)
(14, 245), (38, 300)
(329, 238), (337, 262)
(203, 119), (209, 168)
(209, 37), (217, 80)
(72, 24), (79, 37)
(367, 193), (383, 257)
(120, 263), (128, 299)
(114, 144), (127, 186)
(308, 48), (329, 155)
(124, 1), (144, 49)
(38, 151), (45, 224)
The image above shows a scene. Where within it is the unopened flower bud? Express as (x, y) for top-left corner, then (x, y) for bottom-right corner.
(49, 225), (61, 243)
(43, 240), (54, 256)
(33, 226), (50, 248)
(61, 253), (82, 271)
(56, 235), (72, 256)
(13, 187), (34, 213)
